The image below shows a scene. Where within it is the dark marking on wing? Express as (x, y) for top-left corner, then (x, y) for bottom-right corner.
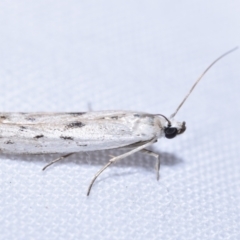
(68, 112), (86, 116)
(111, 116), (118, 120)
(25, 117), (36, 121)
(19, 126), (27, 131)
(77, 143), (88, 147)
(5, 140), (14, 144)
(34, 134), (44, 139)
(66, 121), (85, 129)
(60, 136), (74, 140)
(133, 113), (155, 118)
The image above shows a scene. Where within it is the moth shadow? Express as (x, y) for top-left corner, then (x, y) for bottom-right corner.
(0, 146), (183, 175)
(79, 147), (183, 169)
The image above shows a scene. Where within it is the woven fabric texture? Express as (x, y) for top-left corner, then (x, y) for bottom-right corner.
(0, 1), (240, 240)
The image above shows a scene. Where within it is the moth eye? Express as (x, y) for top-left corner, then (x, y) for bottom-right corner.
(164, 127), (178, 139)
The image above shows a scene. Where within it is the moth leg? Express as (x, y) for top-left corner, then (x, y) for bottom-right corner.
(42, 153), (75, 171)
(140, 149), (160, 180)
(110, 149), (160, 180)
(87, 138), (157, 196)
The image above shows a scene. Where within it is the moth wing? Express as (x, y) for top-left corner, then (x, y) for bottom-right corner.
(0, 111), (158, 154)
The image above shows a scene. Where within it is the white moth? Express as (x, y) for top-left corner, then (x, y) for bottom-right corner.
(1, 48), (237, 195)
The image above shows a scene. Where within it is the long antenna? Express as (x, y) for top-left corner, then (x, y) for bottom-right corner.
(170, 47), (238, 119)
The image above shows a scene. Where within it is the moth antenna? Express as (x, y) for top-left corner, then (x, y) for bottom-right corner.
(170, 47), (238, 119)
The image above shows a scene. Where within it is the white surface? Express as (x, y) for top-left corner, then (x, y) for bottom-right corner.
(0, 1), (240, 240)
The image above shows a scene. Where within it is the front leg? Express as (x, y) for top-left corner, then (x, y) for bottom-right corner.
(87, 138), (157, 196)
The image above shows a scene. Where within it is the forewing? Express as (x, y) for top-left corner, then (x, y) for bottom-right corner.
(0, 111), (157, 154)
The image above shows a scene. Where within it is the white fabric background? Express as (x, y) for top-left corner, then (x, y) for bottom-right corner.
(0, 1), (240, 239)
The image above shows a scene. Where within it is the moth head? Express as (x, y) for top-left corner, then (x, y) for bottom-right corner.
(164, 121), (186, 139)
(166, 49), (238, 139)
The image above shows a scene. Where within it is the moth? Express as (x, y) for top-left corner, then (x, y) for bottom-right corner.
(0, 47), (237, 195)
